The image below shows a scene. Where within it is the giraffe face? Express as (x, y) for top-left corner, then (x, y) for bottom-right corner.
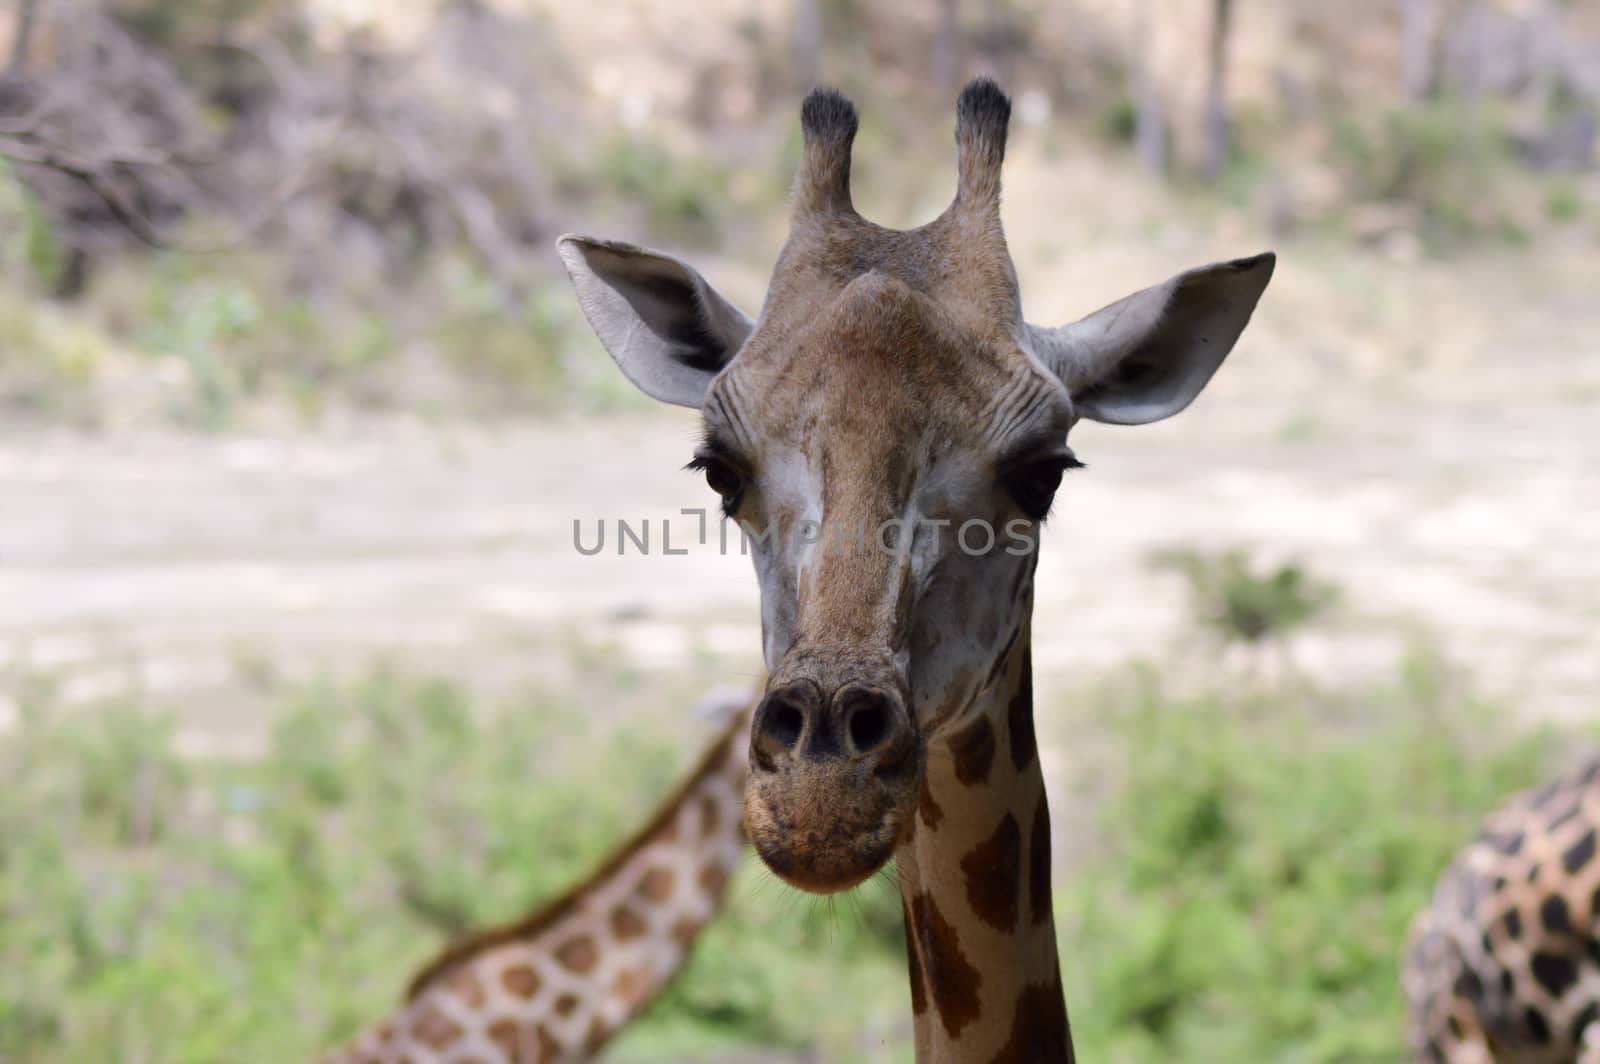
(702, 272), (1067, 893)
(559, 80), (1274, 896)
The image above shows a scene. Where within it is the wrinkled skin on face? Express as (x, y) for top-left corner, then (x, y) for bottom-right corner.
(707, 272), (1072, 893)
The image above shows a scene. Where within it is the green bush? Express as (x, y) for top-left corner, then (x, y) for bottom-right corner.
(1063, 651), (1563, 1063)
(0, 646), (1574, 1062)
(1150, 548), (1339, 645)
(1328, 99), (1530, 249)
(0, 668), (908, 1062)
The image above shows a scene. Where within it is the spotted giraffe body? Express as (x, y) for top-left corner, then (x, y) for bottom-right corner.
(317, 697), (752, 1064)
(1406, 757), (1600, 1064)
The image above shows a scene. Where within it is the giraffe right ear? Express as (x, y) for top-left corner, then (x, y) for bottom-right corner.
(557, 235), (755, 408)
(1028, 253), (1274, 425)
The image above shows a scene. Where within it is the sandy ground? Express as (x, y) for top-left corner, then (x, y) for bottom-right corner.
(2, 365), (1595, 753)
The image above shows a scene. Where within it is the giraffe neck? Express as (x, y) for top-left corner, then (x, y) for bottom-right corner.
(318, 701), (752, 1064)
(897, 631), (1073, 1063)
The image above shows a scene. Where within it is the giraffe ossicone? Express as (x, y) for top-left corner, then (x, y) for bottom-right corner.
(316, 694), (753, 1064)
(561, 78), (1274, 1062)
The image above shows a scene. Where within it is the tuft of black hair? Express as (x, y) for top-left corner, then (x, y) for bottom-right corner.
(1224, 251), (1277, 272)
(956, 77), (1012, 138)
(800, 87), (859, 141)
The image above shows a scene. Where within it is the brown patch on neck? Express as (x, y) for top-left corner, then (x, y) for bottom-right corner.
(610, 903), (647, 941)
(639, 865), (676, 902)
(960, 812), (1023, 931)
(698, 858), (730, 896)
(698, 793), (721, 837)
(986, 971), (1074, 1063)
(500, 964), (540, 999)
(908, 889), (984, 1039)
(1006, 647), (1036, 773)
(555, 934), (598, 974)
(918, 776), (945, 830)
(403, 705), (750, 999)
(1029, 791), (1053, 925)
(670, 914), (700, 947)
(949, 715), (996, 786)
(487, 1017), (564, 1061)
(613, 965), (654, 1011)
(486, 1018), (519, 1056)
(583, 1015), (610, 1055)
(410, 1004), (462, 1050)
(442, 967), (485, 1009)
(903, 905), (928, 1016)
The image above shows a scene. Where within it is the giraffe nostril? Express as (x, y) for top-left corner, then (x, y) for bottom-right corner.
(836, 687), (904, 761)
(768, 702), (804, 750)
(847, 701), (888, 753)
(753, 684), (817, 770)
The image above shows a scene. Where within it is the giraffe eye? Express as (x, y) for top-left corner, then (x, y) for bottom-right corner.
(1004, 452), (1083, 521)
(687, 453), (745, 515)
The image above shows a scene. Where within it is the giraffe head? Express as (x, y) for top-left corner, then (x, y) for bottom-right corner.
(561, 81), (1273, 895)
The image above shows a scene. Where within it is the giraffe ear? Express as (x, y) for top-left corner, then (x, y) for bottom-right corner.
(557, 235), (755, 408)
(1028, 253), (1275, 425)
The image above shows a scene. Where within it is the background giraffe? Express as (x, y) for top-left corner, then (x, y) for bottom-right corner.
(1405, 756), (1600, 1063)
(316, 693), (753, 1064)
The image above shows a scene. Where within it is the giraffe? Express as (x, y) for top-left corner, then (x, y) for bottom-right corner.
(316, 693), (753, 1064)
(557, 79), (1274, 1061)
(1405, 756), (1600, 1063)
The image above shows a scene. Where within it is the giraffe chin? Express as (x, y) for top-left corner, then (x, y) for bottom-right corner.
(743, 757), (921, 895)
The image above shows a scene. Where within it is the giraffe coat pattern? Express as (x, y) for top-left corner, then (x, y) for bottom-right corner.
(1407, 757), (1600, 1064)
(316, 701), (752, 1064)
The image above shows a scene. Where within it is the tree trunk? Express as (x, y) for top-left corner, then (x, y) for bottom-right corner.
(1401, 0), (1437, 100)
(9, 0), (41, 71)
(1133, 0), (1166, 176)
(1202, 0), (1233, 181)
(934, 0), (960, 95)
(793, 0), (823, 92)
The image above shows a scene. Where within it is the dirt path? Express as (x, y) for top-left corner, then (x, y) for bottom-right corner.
(2, 381), (1594, 755)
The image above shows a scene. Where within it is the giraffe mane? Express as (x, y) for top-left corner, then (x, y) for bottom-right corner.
(402, 706), (751, 1000)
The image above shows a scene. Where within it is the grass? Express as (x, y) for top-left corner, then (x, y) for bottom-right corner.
(0, 643), (1575, 1063)
(0, 667), (908, 1063)
(1323, 98), (1543, 252)
(1062, 647), (1563, 1063)
(1147, 548), (1340, 646)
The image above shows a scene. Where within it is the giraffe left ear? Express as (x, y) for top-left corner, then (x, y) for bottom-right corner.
(557, 235), (755, 409)
(1028, 252), (1275, 425)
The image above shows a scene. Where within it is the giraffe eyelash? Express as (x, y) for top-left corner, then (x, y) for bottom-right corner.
(686, 453), (746, 517)
(1004, 452), (1084, 523)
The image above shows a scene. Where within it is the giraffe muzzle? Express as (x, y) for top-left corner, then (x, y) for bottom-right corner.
(744, 677), (923, 894)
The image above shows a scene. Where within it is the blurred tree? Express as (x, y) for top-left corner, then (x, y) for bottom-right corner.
(934, 0), (960, 95)
(1401, 0), (1440, 100)
(8, 0), (41, 70)
(1150, 548), (1338, 648)
(793, 0), (822, 90)
(1132, 0), (1167, 176)
(1203, 0), (1234, 180)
